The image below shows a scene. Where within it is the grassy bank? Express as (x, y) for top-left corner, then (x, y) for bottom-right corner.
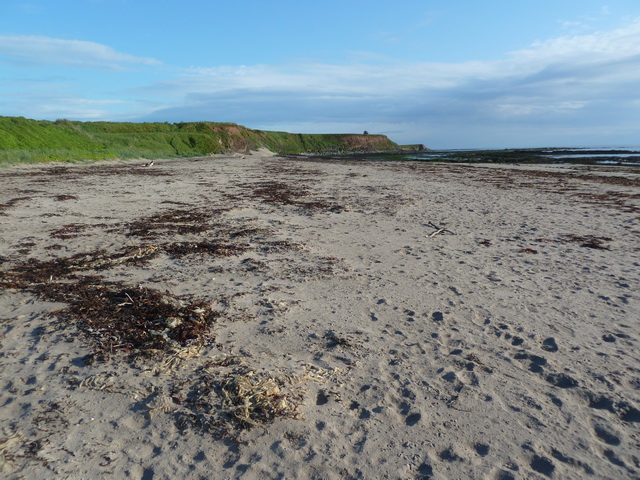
(0, 117), (402, 166)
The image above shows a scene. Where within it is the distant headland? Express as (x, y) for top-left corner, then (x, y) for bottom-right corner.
(0, 116), (425, 165)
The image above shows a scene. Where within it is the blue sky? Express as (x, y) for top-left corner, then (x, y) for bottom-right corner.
(1, 0), (639, 148)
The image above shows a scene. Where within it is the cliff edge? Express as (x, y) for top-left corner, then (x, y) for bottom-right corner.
(0, 117), (414, 165)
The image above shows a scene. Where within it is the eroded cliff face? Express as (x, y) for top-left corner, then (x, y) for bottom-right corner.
(203, 124), (402, 154)
(339, 134), (398, 151)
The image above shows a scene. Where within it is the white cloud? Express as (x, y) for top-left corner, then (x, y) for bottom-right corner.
(511, 17), (640, 64)
(0, 35), (161, 70)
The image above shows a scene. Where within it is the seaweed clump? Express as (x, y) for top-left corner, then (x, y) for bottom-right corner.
(561, 234), (612, 250)
(0, 261), (217, 358)
(178, 367), (306, 435)
(219, 370), (304, 429)
(0, 239), (247, 359)
(55, 280), (216, 356)
(234, 181), (344, 213)
(127, 208), (216, 237)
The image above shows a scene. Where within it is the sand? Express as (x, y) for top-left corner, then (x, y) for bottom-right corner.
(1, 151), (639, 479)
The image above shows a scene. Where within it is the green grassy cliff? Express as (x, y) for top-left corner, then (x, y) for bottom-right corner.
(0, 117), (403, 165)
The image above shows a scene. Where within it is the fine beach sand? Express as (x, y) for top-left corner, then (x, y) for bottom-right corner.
(1, 150), (639, 479)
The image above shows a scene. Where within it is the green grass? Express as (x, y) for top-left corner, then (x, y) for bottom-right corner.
(0, 116), (402, 166)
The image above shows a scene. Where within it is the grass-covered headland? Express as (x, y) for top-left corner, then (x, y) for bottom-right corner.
(0, 116), (407, 166)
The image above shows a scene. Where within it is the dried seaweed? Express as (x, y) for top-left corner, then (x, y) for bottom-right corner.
(227, 227), (273, 239)
(0, 196), (33, 210)
(169, 366), (309, 437)
(219, 370), (304, 429)
(127, 208), (214, 237)
(163, 241), (248, 258)
(57, 280), (216, 355)
(324, 330), (356, 349)
(573, 191), (640, 214)
(0, 255), (217, 357)
(561, 234), (612, 250)
(249, 181), (307, 206)
(50, 223), (88, 239)
(1, 245), (160, 285)
(235, 181), (344, 213)
(53, 194), (78, 201)
(258, 240), (303, 254)
(0, 237), (255, 359)
(533, 235), (613, 250)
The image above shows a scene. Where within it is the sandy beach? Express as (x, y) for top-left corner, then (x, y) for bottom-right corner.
(1, 151), (639, 479)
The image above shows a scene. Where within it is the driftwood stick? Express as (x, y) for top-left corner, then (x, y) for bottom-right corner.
(426, 221), (455, 237)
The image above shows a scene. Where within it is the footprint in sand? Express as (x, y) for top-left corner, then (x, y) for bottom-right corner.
(474, 443), (490, 457)
(404, 308), (415, 322)
(530, 454), (555, 477)
(603, 449), (627, 468)
(397, 398), (422, 426)
(492, 322), (525, 346)
(439, 447), (462, 462)
(416, 462), (433, 478)
(405, 412), (421, 426)
(602, 333), (616, 343)
(544, 372), (578, 388)
(513, 352), (547, 373)
(585, 392), (640, 422)
(494, 469), (517, 480)
(541, 337), (559, 352)
(316, 390), (329, 405)
(550, 448), (595, 475)
(593, 422), (621, 446)
(512, 351), (579, 388)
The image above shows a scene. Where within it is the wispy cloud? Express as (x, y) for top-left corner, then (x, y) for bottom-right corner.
(512, 18), (640, 63)
(0, 35), (161, 70)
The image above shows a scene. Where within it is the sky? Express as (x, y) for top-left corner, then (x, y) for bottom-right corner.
(1, 0), (639, 148)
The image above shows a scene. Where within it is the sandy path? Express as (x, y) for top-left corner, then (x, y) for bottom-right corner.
(1, 153), (639, 479)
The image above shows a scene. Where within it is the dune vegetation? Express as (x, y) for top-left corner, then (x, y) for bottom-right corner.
(0, 116), (401, 166)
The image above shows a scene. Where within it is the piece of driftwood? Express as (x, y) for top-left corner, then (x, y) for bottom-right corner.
(426, 221), (455, 237)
